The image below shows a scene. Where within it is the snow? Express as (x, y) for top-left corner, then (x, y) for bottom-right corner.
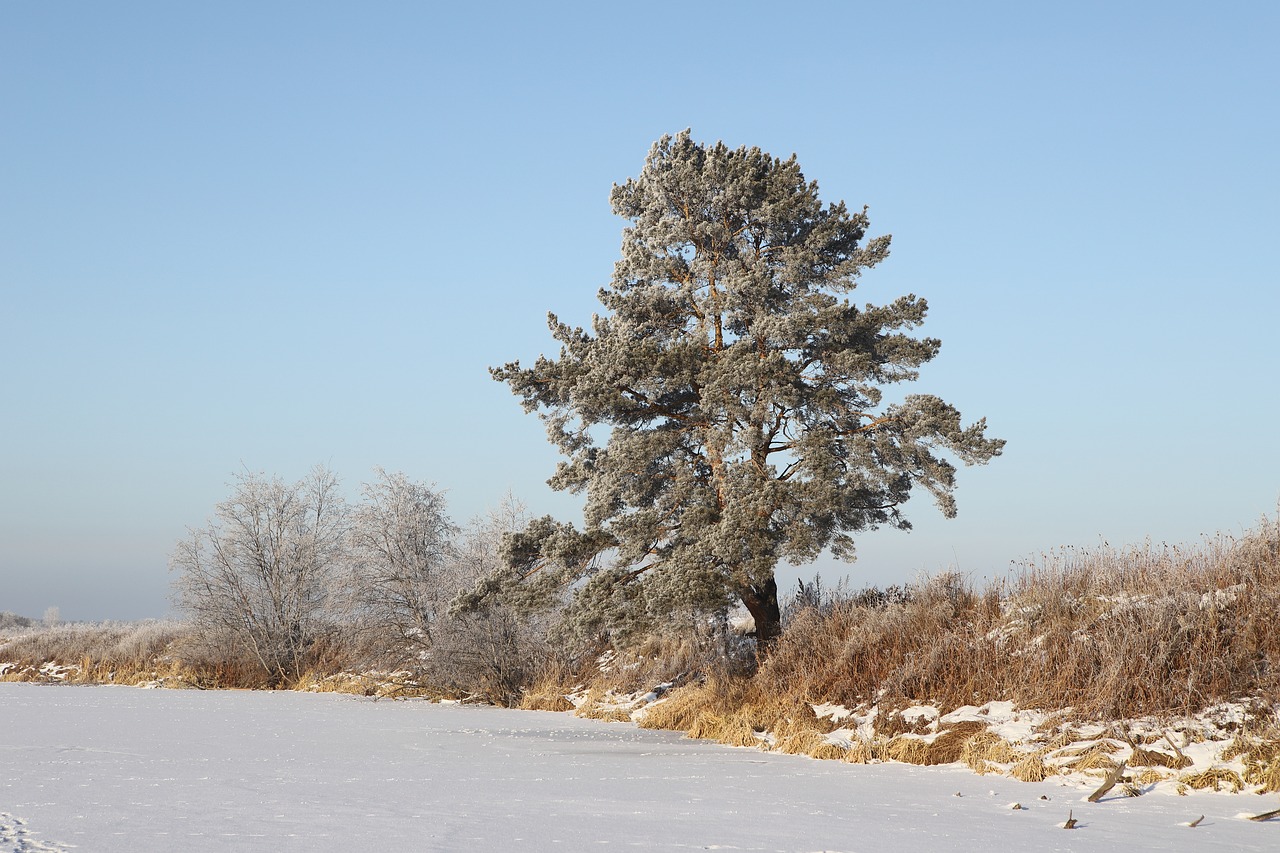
(1, 683), (1276, 852)
(939, 701), (1047, 742)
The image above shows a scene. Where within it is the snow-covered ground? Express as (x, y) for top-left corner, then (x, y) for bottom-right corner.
(1, 683), (1274, 852)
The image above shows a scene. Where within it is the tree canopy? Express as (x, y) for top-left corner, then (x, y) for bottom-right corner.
(480, 131), (1004, 653)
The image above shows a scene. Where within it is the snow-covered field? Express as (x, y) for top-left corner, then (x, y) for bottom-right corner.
(1, 683), (1274, 852)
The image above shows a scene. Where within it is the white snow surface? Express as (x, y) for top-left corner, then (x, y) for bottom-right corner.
(1, 683), (1275, 852)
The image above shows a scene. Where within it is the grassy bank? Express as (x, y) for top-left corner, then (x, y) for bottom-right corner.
(5, 517), (1278, 793)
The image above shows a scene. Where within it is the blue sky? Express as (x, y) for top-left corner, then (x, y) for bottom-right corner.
(3, 2), (1277, 621)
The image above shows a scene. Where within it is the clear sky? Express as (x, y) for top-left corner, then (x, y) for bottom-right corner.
(3, 2), (1277, 621)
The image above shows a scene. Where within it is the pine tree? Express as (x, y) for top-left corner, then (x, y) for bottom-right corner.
(484, 131), (1004, 656)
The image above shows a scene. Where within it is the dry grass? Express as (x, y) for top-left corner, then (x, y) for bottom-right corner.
(0, 621), (209, 687)
(717, 715), (765, 748)
(926, 721), (988, 764)
(807, 740), (849, 760)
(576, 698), (635, 723)
(962, 722), (1008, 768)
(863, 722), (1003, 768)
(1233, 735), (1280, 793)
(1044, 728), (1084, 750)
(1061, 742), (1124, 772)
(960, 730), (1022, 773)
(775, 730), (830, 756)
(1180, 767), (1245, 792)
(883, 735), (929, 764)
(1009, 751), (1053, 782)
(294, 670), (434, 698)
(519, 677), (576, 712)
(1134, 768), (1170, 786)
(845, 737), (888, 764)
(1129, 746), (1192, 769)
(636, 679), (736, 732)
(752, 517), (1280, 720)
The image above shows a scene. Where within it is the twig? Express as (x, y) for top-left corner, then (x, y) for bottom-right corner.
(1188, 815), (1204, 828)
(1063, 810), (1078, 829)
(1162, 731), (1188, 764)
(1087, 761), (1127, 803)
(1247, 807), (1280, 822)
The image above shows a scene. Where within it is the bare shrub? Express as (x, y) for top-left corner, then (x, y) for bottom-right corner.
(422, 607), (559, 705)
(346, 469), (456, 659)
(171, 466), (350, 685)
(410, 497), (576, 706)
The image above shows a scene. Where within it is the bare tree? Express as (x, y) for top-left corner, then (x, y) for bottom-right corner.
(427, 496), (562, 704)
(347, 469), (456, 653)
(170, 466), (348, 684)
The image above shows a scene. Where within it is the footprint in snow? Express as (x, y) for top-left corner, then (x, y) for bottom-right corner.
(0, 813), (71, 852)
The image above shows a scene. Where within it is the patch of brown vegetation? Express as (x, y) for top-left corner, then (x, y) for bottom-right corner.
(519, 683), (574, 712)
(1009, 751), (1052, 783)
(1180, 767), (1245, 792)
(1240, 738), (1280, 792)
(1134, 768), (1169, 786)
(1057, 740), (1124, 772)
(885, 736), (932, 765)
(1129, 746), (1192, 769)
(874, 709), (934, 738)
(807, 741), (848, 760)
(926, 720), (989, 765)
(776, 730), (829, 756)
(844, 737), (888, 764)
(955, 728), (1022, 775)
(753, 517), (1280, 720)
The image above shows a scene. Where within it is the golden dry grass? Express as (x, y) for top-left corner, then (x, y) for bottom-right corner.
(1129, 746), (1192, 769)
(752, 517), (1280, 720)
(1057, 740), (1124, 772)
(926, 721), (988, 765)
(1134, 768), (1170, 786)
(683, 710), (722, 740)
(519, 680), (575, 712)
(959, 730), (1021, 774)
(577, 701), (634, 723)
(571, 687), (609, 718)
(716, 715), (765, 749)
(775, 730), (830, 756)
(885, 736), (932, 765)
(844, 737), (888, 764)
(1044, 728), (1084, 750)
(808, 740), (850, 761)
(1009, 751), (1052, 783)
(1240, 739), (1280, 792)
(1180, 768), (1245, 792)
(636, 681), (725, 731)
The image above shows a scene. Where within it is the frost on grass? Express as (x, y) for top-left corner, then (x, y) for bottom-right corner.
(591, 683), (1280, 799)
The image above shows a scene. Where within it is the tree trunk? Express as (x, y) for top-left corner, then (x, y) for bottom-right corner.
(739, 577), (782, 662)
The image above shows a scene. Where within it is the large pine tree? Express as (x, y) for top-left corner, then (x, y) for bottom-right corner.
(485, 131), (1004, 655)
